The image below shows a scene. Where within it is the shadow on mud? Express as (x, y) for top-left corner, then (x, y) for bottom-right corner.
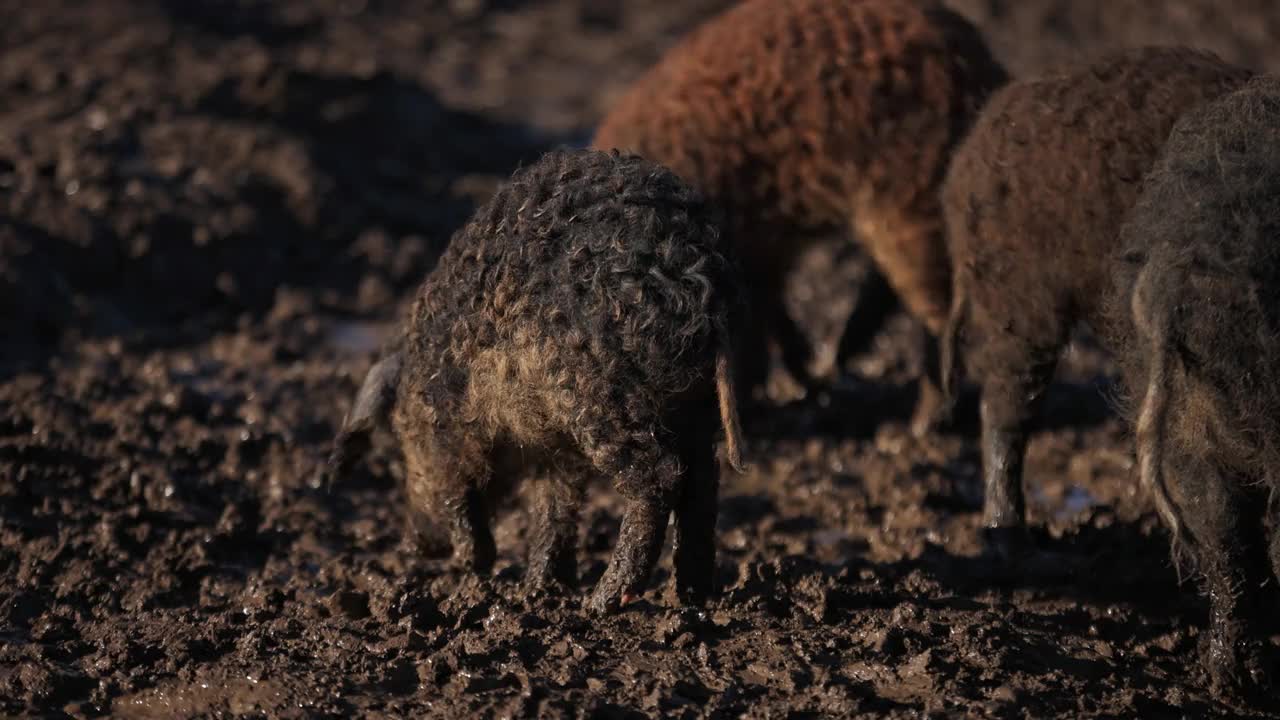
(745, 372), (1115, 444)
(912, 519), (1185, 606)
(155, 0), (321, 45)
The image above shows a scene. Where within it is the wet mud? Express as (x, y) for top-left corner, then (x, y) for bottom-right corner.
(4, 1), (1280, 717)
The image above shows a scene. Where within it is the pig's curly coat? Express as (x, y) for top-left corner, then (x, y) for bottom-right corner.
(592, 0), (1008, 417)
(1107, 75), (1280, 695)
(330, 149), (746, 614)
(939, 47), (1252, 538)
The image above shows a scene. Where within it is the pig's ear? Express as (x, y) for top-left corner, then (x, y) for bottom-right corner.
(346, 351), (404, 434)
(320, 351), (404, 492)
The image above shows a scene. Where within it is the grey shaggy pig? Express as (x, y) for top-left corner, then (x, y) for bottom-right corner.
(326, 149), (747, 614)
(592, 0), (1008, 429)
(940, 47), (1252, 554)
(1108, 75), (1280, 696)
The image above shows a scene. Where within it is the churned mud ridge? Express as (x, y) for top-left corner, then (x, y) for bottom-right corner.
(4, 0), (1280, 717)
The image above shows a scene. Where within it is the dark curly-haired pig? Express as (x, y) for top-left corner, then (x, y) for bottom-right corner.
(1107, 75), (1280, 696)
(591, 0), (1008, 428)
(324, 149), (746, 614)
(940, 47), (1252, 555)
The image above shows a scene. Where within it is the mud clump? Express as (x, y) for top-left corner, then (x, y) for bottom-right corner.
(329, 149), (746, 615)
(591, 0), (1008, 426)
(941, 46), (1252, 551)
(1108, 74), (1280, 698)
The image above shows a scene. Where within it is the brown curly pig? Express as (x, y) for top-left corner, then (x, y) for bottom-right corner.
(592, 0), (1008, 429)
(326, 149), (746, 614)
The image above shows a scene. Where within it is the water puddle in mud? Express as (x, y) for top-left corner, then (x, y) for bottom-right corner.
(1032, 484), (1101, 522)
(1059, 485), (1098, 518)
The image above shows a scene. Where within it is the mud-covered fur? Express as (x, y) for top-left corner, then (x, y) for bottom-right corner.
(592, 0), (1007, 427)
(327, 149), (746, 614)
(1106, 75), (1280, 695)
(940, 47), (1252, 549)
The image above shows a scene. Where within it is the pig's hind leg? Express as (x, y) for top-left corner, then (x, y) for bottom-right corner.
(1168, 454), (1272, 696)
(526, 469), (588, 590)
(969, 329), (1060, 559)
(401, 428), (498, 575)
(672, 409), (721, 607)
(580, 428), (681, 615)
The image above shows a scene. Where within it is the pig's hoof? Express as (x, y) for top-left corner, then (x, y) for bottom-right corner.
(909, 409), (942, 439)
(524, 563), (578, 596)
(909, 396), (950, 439)
(1205, 633), (1272, 700)
(586, 585), (623, 615)
(675, 582), (712, 608)
(312, 467), (335, 491)
(471, 549), (497, 576)
(980, 525), (1032, 566)
(586, 568), (640, 615)
(448, 537), (497, 577)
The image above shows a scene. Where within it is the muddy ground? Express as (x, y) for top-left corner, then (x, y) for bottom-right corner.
(4, 1), (1280, 717)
